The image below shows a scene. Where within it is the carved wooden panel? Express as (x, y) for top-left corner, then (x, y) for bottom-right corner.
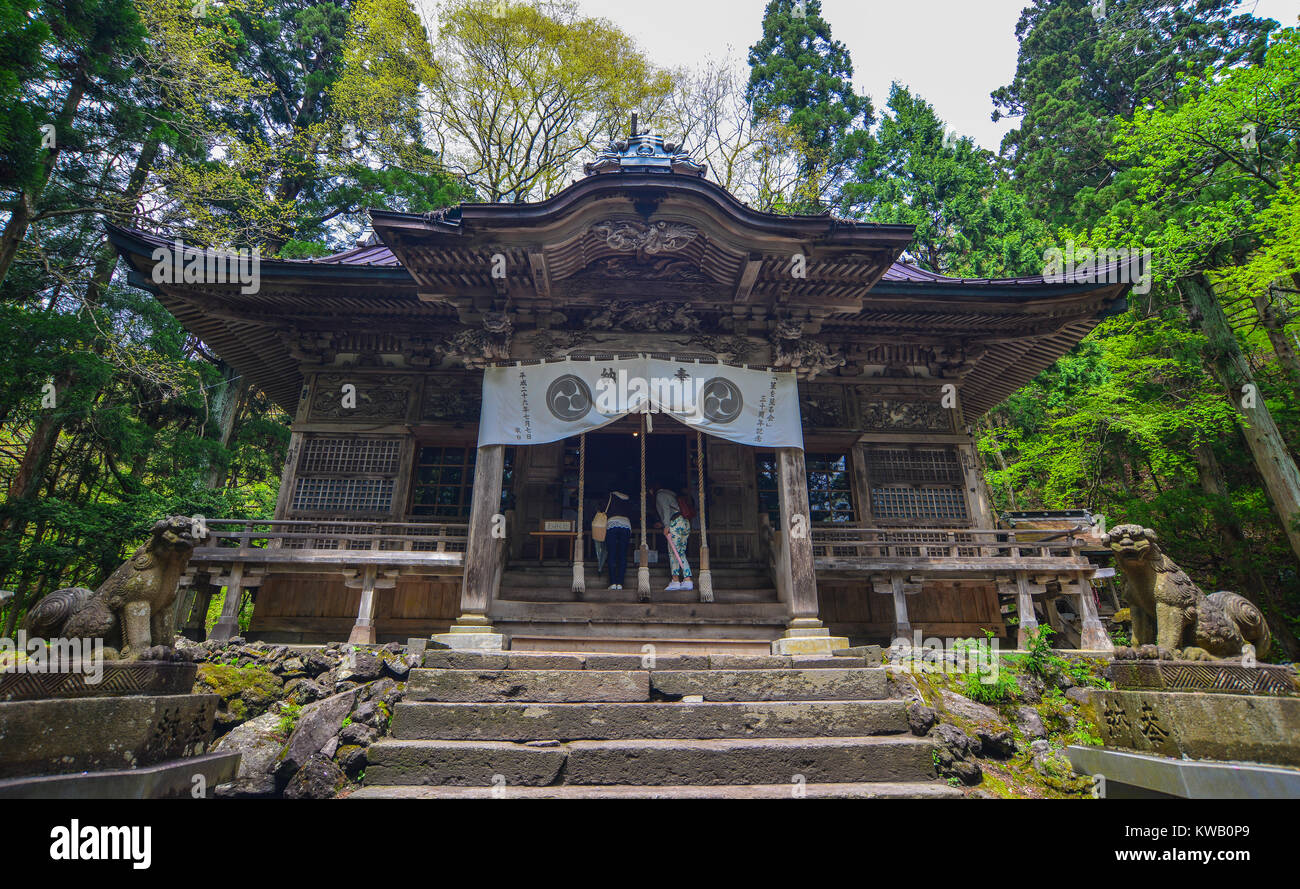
(859, 399), (954, 433)
(309, 373), (412, 421)
(799, 383), (853, 429)
(421, 374), (482, 422)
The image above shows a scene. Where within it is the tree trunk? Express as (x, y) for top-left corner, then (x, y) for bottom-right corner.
(1184, 274), (1300, 566)
(0, 56), (92, 287)
(1249, 285), (1300, 398)
(1191, 440), (1298, 657)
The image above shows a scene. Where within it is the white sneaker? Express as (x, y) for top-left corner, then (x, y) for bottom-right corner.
(609, 584), (619, 590)
(615, 584), (623, 590)
(680, 580), (694, 591)
(664, 581), (682, 591)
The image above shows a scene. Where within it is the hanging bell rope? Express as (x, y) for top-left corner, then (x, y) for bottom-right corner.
(572, 433), (586, 598)
(695, 430), (713, 603)
(637, 412), (651, 602)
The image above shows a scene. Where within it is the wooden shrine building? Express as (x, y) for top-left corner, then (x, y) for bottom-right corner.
(108, 129), (1128, 654)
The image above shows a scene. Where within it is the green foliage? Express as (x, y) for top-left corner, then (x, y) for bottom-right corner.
(277, 702), (302, 737)
(992, 0), (1276, 229)
(746, 0), (871, 210)
(841, 83), (1050, 276)
(195, 662), (285, 723)
(1019, 625), (1056, 678)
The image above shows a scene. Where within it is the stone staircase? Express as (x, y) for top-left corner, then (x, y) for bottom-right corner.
(493, 563), (787, 653)
(352, 650), (961, 799)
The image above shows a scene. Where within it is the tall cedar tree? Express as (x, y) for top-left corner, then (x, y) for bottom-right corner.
(992, 0), (1275, 228)
(746, 0), (872, 212)
(840, 83), (1051, 278)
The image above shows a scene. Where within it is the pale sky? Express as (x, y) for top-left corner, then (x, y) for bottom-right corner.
(431, 0), (1300, 152)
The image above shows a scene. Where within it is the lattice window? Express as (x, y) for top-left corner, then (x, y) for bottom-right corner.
(865, 445), (969, 526)
(291, 478), (395, 513)
(870, 485), (968, 523)
(300, 438), (401, 474)
(407, 446), (514, 519)
(411, 446), (476, 519)
(869, 447), (963, 484)
(756, 452), (856, 524)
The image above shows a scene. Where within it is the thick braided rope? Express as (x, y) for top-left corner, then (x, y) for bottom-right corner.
(637, 412), (650, 600)
(576, 433), (586, 554)
(572, 433), (587, 596)
(696, 430), (713, 602)
(695, 431), (707, 539)
(639, 416), (647, 548)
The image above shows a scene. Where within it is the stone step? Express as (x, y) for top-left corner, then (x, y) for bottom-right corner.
(508, 636), (776, 656)
(351, 781), (962, 799)
(489, 600), (790, 624)
(406, 669), (650, 703)
(391, 699), (908, 741)
(422, 650), (868, 671)
(498, 587), (779, 604)
(650, 668), (887, 702)
(404, 667), (886, 703)
(363, 736), (938, 787)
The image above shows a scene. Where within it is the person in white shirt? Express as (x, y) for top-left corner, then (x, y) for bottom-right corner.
(650, 482), (692, 592)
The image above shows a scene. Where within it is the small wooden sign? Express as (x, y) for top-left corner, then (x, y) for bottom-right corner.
(543, 520), (574, 532)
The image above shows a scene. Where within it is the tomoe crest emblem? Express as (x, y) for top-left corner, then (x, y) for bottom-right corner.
(546, 374), (593, 421)
(700, 377), (743, 424)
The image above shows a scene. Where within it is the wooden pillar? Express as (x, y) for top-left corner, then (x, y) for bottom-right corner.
(272, 432), (305, 519)
(209, 561), (246, 643)
(770, 446), (848, 655)
(890, 572), (912, 640)
(1075, 570), (1113, 651)
(776, 447), (818, 621)
(348, 565), (380, 644)
(433, 443), (507, 649)
(1014, 569), (1039, 650)
(180, 571), (216, 641)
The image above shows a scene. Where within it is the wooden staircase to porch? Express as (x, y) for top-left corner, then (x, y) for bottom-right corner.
(491, 561), (787, 655)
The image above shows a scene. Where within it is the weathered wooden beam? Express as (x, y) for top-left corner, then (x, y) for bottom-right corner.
(733, 258), (762, 304)
(348, 565), (381, 644)
(776, 447), (819, 622)
(209, 561), (246, 643)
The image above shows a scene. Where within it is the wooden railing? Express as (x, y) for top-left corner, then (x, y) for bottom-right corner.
(192, 519), (469, 561)
(810, 525), (1091, 573)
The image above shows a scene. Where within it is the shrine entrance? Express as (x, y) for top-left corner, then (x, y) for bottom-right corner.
(502, 412), (765, 599)
(440, 355), (836, 654)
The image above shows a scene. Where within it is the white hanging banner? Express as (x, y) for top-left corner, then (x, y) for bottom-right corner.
(478, 356), (803, 449)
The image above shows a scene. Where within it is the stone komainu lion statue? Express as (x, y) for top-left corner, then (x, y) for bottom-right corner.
(24, 516), (206, 658)
(1103, 523), (1271, 660)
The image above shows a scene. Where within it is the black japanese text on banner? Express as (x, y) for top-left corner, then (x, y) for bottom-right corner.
(477, 357), (803, 449)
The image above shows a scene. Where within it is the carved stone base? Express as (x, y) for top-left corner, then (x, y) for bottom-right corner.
(210, 617), (239, 644)
(0, 693), (219, 780)
(431, 614), (508, 651)
(1095, 689), (1300, 768)
(0, 660), (198, 703)
(1080, 619), (1113, 652)
(1108, 659), (1299, 696)
(347, 621), (377, 645)
(770, 619), (849, 656)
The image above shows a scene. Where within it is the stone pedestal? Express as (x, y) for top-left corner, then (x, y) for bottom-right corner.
(1068, 659), (1300, 798)
(431, 613), (508, 651)
(769, 618), (849, 657)
(0, 659), (239, 797)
